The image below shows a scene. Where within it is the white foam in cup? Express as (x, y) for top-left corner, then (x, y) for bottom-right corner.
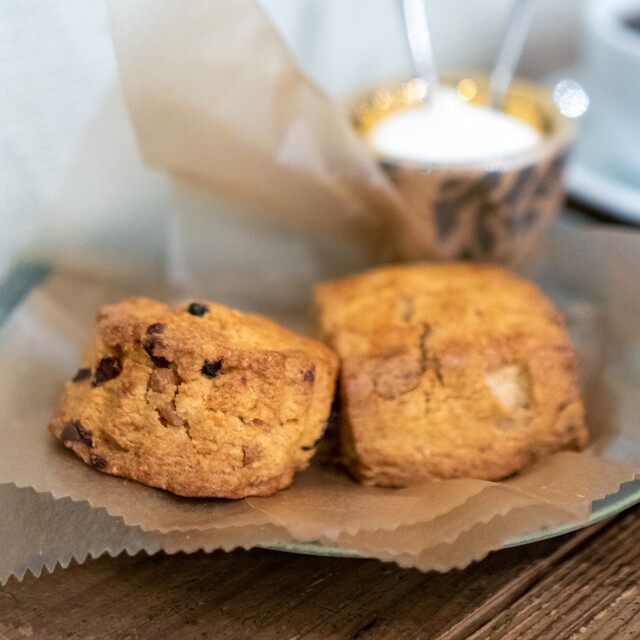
(367, 87), (541, 165)
(582, 0), (640, 182)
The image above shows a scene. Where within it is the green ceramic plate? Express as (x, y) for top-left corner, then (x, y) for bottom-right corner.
(268, 478), (640, 558)
(3, 263), (640, 559)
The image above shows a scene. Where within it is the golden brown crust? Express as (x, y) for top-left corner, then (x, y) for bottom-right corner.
(49, 297), (339, 498)
(315, 263), (588, 486)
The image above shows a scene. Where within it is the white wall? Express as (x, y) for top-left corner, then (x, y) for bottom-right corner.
(260, 0), (585, 97)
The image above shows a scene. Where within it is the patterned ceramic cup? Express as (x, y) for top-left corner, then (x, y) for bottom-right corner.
(350, 76), (576, 264)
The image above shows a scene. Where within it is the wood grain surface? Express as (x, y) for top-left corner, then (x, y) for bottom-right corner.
(2, 506), (640, 639)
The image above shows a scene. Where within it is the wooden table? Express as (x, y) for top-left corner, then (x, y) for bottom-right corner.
(2, 505), (640, 639)
(3, 206), (640, 640)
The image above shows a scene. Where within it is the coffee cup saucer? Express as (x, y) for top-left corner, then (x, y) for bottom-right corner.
(565, 148), (640, 225)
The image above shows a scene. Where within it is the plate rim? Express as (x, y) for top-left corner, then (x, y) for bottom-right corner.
(268, 479), (640, 559)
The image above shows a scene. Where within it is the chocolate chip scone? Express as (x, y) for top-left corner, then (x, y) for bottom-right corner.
(49, 298), (339, 498)
(315, 263), (588, 486)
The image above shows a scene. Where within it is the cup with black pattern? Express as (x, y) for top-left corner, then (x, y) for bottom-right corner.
(349, 75), (576, 264)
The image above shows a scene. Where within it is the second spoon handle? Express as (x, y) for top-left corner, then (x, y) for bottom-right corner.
(490, 0), (538, 109)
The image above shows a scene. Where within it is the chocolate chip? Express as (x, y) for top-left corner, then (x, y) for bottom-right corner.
(201, 359), (222, 378)
(188, 302), (208, 317)
(60, 420), (92, 447)
(72, 368), (91, 383)
(158, 400), (183, 427)
(303, 367), (315, 383)
(92, 357), (122, 386)
(242, 444), (262, 466)
(146, 323), (165, 335)
(149, 368), (176, 393)
(89, 453), (108, 472)
(144, 339), (169, 368)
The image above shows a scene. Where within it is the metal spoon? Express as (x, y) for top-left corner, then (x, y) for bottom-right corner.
(489, 0), (538, 110)
(400, 0), (439, 101)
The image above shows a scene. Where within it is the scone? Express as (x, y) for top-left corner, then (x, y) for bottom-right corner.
(315, 263), (588, 486)
(49, 297), (339, 498)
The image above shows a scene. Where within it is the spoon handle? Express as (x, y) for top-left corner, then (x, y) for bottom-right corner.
(490, 0), (538, 109)
(400, 0), (439, 96)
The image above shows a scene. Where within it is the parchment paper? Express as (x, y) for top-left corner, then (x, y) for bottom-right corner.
(2, 225), (640, 584)
(104, 0), (424, 254)
(3, 0), (640, 583)
(103, 0), (448, 316)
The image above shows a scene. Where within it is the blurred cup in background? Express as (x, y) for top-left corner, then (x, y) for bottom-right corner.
(349, 75), (575, 265)
(581, 0), (640, 184)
